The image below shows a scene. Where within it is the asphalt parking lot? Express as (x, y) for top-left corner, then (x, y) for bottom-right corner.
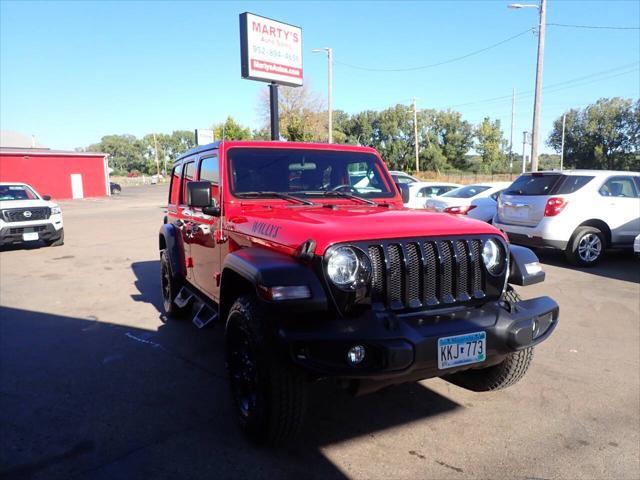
(1, 185), (639, 480)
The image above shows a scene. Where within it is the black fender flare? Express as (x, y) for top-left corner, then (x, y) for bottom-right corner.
(159, 223), (185, 278)
(221, 247), (328, 315)
(508, 244), (545, 286)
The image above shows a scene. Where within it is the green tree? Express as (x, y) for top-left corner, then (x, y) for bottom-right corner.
(427, 110), (474, 170)
(86, 134), (146, 174)
(475, 117), (506, 173)
(548, 97), (639, 170)
(372, 105), (414, 171)
(212, 116), (252, 141)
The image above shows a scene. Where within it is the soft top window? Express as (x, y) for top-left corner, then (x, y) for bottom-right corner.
(441, 185), (491, 199)
(0, 185), (38, 201)
(228, 148), (394, 199)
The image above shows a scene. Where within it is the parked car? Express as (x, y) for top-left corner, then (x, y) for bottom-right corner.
(110, 182), (122, 195)
(389, 170), (419, 185)
(493, 170), (640, 266)
(424, 182), (511, 222)
(404, 181), (461, 208)
(0, 182), (64, 247)
(159, 141), (558, 445)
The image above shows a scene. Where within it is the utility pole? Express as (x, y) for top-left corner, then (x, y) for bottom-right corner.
(313, 47), (333, 143)
(560, 113), (566, 171)
(153, 133), (160, 176)
(413, 97), (419, 173)
(509, 88), (516, 175)
(530, 0), (546, 172)
(522, 131), (529, 174)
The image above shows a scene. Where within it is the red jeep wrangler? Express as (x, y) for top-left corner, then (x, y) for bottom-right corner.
(159, 141), (558, 444)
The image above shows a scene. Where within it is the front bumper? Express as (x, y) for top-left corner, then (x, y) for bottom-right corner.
(0, 223), (63, 246)
(280, 296), (558, 381)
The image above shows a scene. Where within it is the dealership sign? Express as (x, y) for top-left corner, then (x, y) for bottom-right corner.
(239, 12), (303, 87)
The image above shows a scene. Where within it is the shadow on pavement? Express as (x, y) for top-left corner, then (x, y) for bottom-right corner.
(0, 262), (461, 479)
(535, 249), (639, 284)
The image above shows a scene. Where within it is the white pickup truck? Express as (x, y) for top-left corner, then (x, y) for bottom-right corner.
(0, 182), (64, 247)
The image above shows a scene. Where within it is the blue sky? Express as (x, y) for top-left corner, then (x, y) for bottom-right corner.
(1, 0), (638, 152)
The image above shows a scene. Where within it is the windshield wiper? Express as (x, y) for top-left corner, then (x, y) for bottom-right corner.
(304, 190), (378, 206)
(237, 191), (314, 206)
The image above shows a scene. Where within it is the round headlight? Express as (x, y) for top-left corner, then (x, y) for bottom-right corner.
(482, 238), (504, 275)
(326, 246), (370, 289)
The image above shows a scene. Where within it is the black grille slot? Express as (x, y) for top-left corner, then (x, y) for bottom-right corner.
(440, 241), (454, 301)
(368, 246), (385, 298)
(423, 242), (437, 300)
(405, 243), (421, 305)
(455, 240), (469, 299)
(387, 244), (403, 304)
(2, 207), (50, 222)
(367, 237), (487, 310)
(471, 240), (482, 294)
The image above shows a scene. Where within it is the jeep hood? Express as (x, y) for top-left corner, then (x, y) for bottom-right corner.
(227, 205), (503, 254)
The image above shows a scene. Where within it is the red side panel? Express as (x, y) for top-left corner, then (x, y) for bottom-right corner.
(0, 154), (107, 199)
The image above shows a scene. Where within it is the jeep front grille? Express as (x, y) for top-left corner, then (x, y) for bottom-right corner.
(2, 207), (51, 222)
(366, 238), (486, 310)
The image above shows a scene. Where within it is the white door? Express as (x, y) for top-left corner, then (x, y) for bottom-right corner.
(71, 174), (84, 199)
(597, 175), (640, 245)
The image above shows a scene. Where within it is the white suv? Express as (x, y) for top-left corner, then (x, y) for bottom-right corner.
(494, 171), (640, 266)
(0, 182), (64, 247)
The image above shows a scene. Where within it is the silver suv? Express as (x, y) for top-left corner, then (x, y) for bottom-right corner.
(494, 170), (640, 266)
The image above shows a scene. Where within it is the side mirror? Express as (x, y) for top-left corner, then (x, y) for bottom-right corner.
(395, 182), (410, 204)
(187, 181), (213, 208)
(42, 195), (51, 201)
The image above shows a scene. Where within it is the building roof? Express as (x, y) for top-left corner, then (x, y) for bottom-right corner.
(0, 147), (108, 157)
(0, 130), (45, 149)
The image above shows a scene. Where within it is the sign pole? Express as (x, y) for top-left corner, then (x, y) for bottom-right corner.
(269, 82), (279, 141)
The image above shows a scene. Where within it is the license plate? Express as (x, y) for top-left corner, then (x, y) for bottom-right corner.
(506, 206), (529, 219)
(23, 232), (39, 241)
(438, 332), (486, 369)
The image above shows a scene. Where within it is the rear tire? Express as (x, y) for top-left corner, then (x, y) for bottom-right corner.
(565, 226), (605, 267)
(160, 250), (189, 317)
(445, 347), (534, 392)
(226, 295), (307, 445)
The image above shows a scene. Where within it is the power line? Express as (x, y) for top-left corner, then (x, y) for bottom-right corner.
(334, 27), (535, 72)
(548, 22), (640, 31)
(443, 62), (640, 109)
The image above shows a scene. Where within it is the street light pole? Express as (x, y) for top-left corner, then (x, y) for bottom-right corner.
(522, 131), (529, 174)
(508, 0), (547, 172)
(313, 47), (333, 143)
(509, 88), (516, 176)
(531, 0), (546, 172)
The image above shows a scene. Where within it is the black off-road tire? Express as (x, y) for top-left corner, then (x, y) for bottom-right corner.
(47, 230), (64, 247)
(445, 347), (534, 392)
(160, 249), (189, 317)
(565, 226), (605, 267)
(226, 295), (307, 446)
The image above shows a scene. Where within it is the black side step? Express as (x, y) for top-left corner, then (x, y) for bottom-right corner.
(174, 287), (194, 308)
(192, 304), (218, 329)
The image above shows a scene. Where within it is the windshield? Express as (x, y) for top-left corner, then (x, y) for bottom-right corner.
(506, 174), (561, 195)
(228, 148), (395, 199)
(441, 185), (491, 199)
(0, 184), (39, 201)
